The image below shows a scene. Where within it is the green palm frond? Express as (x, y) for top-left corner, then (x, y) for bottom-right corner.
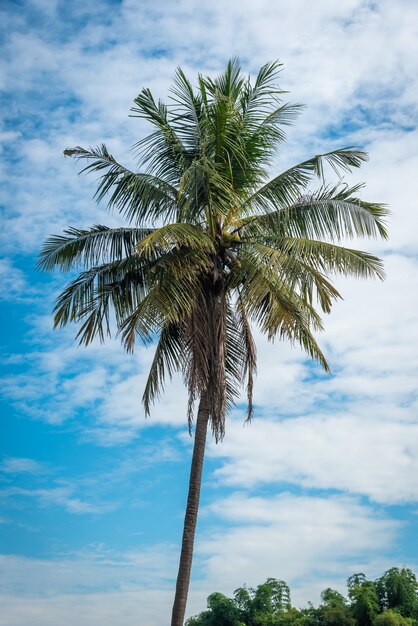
(242, 242), (342, 314)
(177, 156), (239, 226)
(229, 249), (328, 370)
(241, 148), (370, 214)
(265, 237), (386, 280)
(169, 67), (203, 151)
(119, 252), (206, 351)
(53, 257), (149, 344)
(64, 145), (179, 224)
(131, 89), (194, 185)
(203, 57), (245, 102)
(142, 323), (185, 415)
(232, 249), (324, 332)
(38, 225), (153, 272)
(240, 61), (285, 121)
(135, 223), (215, 259)
(248, 102), (304, 151)
(239, 183), (389, 241)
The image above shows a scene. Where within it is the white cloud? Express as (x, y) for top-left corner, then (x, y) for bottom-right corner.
(0, 258), (38, 301)
(0, 485), (114, 515)
(0, 545), (181, 626)
(0, 457), (48, 475)
(209, 412), (418, 503)
(200, 493), (400, 604)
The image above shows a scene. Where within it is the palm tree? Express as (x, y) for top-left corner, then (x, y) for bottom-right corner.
(39, 59), (388, 626)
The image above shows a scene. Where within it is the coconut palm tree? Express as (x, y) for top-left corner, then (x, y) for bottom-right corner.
(38, 59), (388, 626)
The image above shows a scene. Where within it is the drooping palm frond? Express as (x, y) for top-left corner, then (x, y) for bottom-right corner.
(64, 145), (179, 224)
(231, 249), (329, 370)
(235, 295), (257, 421)
(119, 247), (209, 352)
(38, 225), (153, 272)
(52, 256), (149, 343)
(142, 323), (185, 415)
(241, 241), (342, 314)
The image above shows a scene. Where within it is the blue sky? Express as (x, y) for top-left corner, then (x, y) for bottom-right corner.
(1, 0), (418, 624)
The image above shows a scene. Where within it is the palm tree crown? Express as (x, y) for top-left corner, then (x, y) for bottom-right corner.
(39, 59), (387, 438)
(39, 59), (388, 626)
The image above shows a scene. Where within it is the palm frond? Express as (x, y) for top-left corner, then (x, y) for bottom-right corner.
(239, 183), (389, 241)
(242, 242), (342, 314)
(119, 249), (206, 351)
(241, 148), (370, 215)
(235, 295), (257, 421)
(38, 225), (153, 272)
(131, 89), (194, 185)
(53, 257), (149, 345)
(204, 58), (245, 102)
(240, 61), (285, 120)
(169, 67), (203, 150)
(135, 223), (215, 259)
(64, 145), (179, 224)
(142, 323), (184, 415)
(263, 237), (386, 280)
(231, 250), (329, 370)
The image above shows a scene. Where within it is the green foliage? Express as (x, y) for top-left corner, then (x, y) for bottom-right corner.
(230, 579), (291, 625)
(188, 570), (418, 626)
(376, 568), (418, 618)
(374, 610), (414, 626)
(321, 588), (347, 608)
(185, 592), (245, 626)
(348, 574), (380, 626)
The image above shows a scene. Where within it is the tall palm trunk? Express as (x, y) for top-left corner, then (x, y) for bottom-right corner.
(171, 391), (210, 626)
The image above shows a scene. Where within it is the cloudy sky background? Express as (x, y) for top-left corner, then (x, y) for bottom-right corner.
(1, 0), (418, 624)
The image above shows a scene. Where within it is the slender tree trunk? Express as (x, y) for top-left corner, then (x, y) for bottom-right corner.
(171, 391), (210, 626)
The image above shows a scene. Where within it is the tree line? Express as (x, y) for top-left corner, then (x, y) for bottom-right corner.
(186, 568), (418, 626)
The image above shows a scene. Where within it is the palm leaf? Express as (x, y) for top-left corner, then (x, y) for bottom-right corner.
(142, 323), (185, 415)
(242, 241), (342, 314)
(241, 148), (370, 214)
(53, 257), (149, 344)
(64, 145), (179, 224)
(135, 223), (215, 259)
(263, 236), (386, 280)
(239, 183), (389, 240)
(230, 249), (329, 370)
(38, 225), (153, 272)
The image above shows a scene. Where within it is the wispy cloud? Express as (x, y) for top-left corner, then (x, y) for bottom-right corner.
(0, 485), (114, 514)
(0, 457), (48, 475)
